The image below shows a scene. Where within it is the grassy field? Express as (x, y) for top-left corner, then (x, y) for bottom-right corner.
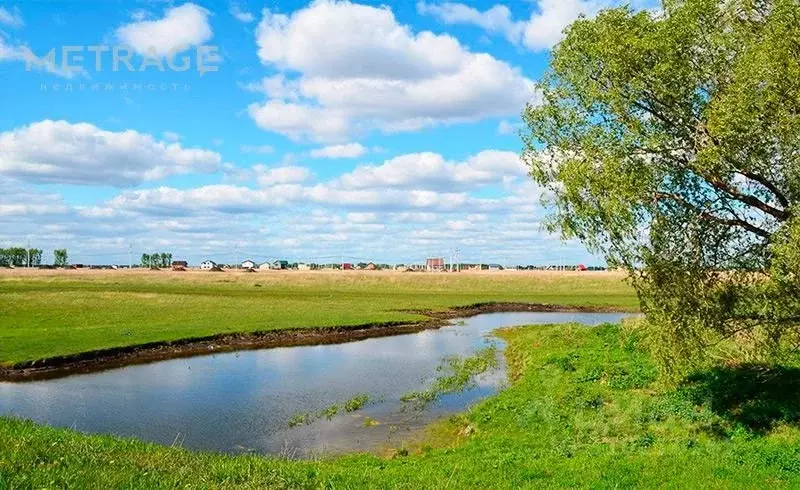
(0, 269), (636, 366)
(2, 322), (798, 488)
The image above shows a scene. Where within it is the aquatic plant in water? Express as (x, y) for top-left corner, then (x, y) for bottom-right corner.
(288, 413), (312, 427)
(344, 394), (369, 412)
(402, 344), (499, 411)
(287, 394), (372, 427)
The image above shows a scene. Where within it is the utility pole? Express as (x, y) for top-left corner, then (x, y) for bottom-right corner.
(128, 243), (132, 270)
(26, 238), (30, 268)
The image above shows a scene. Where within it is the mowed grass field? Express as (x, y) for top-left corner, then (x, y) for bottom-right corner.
(0, 269), (637, 366)
(2, 323), (799, 488)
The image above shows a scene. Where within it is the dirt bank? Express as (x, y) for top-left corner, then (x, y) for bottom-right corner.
(0, 302), (632, 382)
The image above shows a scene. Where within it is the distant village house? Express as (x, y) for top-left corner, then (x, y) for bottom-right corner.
(171, 260), (188, 271)
(426, 257), (445, 272)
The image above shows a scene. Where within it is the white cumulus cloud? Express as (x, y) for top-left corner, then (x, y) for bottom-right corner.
(335, 150), (526, 191)
(254, 165), (313, 187)
(418, 0), (659, 51)
(116, 3), (213, 57)
(0, 120), (222, 187)
(105, 185), (293, 215)
(229, 3), (255, 23)
(89, 149), (526, 216)
(310, 143), (367, 159)
(416, 2), (521, 42)
(522, 0), (606, 51)
(248, 0), (535, 141)
(247, 100), (351, 143)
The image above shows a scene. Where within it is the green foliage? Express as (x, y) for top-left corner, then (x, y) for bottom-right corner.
(140, 252), (173, 268)
(362, 417), (380, 427)
(53, 249), (68, 267)
(524, 0), (800, 377)
(677, 364), (800, 434)
(344, 394), (369, 412)
(287, 413), (311, 428)
(547, 352), (580, 372)
(320, 404), (340, 420)
(27, 249), (42, 267)
(0, 248), (36, 267)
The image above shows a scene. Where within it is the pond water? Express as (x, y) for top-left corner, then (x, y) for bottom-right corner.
(0, 312), (630, 457)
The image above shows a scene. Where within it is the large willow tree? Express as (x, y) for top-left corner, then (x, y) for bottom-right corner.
(524, 0), (800, 376)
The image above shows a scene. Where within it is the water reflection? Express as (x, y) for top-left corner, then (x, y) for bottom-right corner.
(0, 312), (629, 456)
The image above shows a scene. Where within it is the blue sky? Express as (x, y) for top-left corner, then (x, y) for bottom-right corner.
(0, 0), (650, 266)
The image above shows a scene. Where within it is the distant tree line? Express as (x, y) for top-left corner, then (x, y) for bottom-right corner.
(0, 248), (69, 267)
(141, 253), (173, 268)
(0, 248), (43, 267)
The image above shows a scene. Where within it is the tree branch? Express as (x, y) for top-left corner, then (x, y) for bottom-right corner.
(735, 170), (790, 208)
(706, 177), (789, 221)
(629, 100), (789, 221)
(587, 74), (792, 222)
(654, 191), (772, 239)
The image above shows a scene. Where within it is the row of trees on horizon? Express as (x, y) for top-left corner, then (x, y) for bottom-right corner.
(141, 253), (173, 268)
(0, 248), (68, 267)
(0, 248), (181, 268)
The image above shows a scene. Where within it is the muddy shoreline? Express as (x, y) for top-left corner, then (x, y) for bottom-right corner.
(0, 302), (632, 382)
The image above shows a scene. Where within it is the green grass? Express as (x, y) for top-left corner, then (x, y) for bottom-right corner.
(0, 270), (636, 365)
(2, 322), (798, 488)
(401, 344), (499, 410)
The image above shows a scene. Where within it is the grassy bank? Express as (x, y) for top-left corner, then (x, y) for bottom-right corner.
(0, 270), (636, 365)
(2, 322), (798, 488)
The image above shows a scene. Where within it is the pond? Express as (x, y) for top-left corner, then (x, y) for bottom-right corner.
(0, 311), (631, 457)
